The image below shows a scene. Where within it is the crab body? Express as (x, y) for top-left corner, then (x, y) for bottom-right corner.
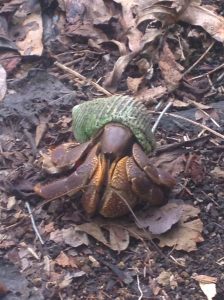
(35, 96), (175, 218)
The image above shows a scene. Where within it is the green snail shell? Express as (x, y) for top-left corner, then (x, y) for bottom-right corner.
(72, 95), (155, 154)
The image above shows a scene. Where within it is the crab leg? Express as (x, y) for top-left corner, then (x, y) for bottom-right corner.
(34, 144), (99, 200)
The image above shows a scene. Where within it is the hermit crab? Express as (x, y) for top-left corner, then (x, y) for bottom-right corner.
(34, 95), (175, 218)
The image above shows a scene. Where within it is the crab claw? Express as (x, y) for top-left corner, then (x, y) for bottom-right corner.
(34, 144), (99, 200)
(132, 143), (176, 188)
(41, 141), (92, 174)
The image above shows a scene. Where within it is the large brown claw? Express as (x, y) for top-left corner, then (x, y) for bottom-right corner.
(132, 143), (176, 188)
(34, 144), (99, 200)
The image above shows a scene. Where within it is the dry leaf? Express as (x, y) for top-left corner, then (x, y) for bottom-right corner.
(35, 119), (48, 147)
(127, 77), (143, 93)
(156, 271), (178, 289)
(136, 201), (184, 235)
(173, 99), (190, 108)
(150, 152), (186, 178)
(77, 222), (129, 251)
(211, 167), (224, 180)
(159, 43), (183, 91)
(106, 224), (129, 251)
(16, 13), (43, 56)
(103, 51), (139, 92)
(50, 227), (89, 247)
(180, 3), (224, 43)
(185, 154), (205, 184)
(193, 274), (217, 300)
(156, 204), (204, 252)
(193, 275), (217, 284)
(55, 251), (78, 268)
(0, 64), (7, 101)
(136, 86), (167, 104)
(199, 283), (217, 300)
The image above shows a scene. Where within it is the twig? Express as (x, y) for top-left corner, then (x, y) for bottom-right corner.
(151, 101), (173, 133)
(54, 61), (112, 96)
(184, 41), (215, 76)
(150, 111), (224, 141)
(25, 202), (44, 245)
(137, 275), (143, 300)
(190, 62), (224, 81)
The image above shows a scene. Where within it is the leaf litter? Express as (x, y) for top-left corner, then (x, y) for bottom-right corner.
(1, 0), (224, 298)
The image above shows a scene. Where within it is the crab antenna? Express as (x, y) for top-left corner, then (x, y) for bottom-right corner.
(151, 101), (173, 134)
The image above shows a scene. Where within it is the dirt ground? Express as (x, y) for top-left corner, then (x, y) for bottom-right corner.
(1, 1), (224, 299)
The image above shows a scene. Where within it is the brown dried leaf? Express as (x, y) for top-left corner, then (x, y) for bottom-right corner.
(211, 167), (224, 180)
(127, 76), (143, 93)
(35, 118), (48, 147)
(16, 12), (43, 56)
(193, 275), (218, 284)
(158, 43), (183, 91)
(103, 51), (139, 92)
(156, 204), (204, 252)
(50, 227), (89, 248)
(180, 3), (224, 43)
(136, 201), (184, 235)
(106, 224), (129, 251)
(173, 99), (190, 108)
(55, 251), (78, 268)
(185, 154), (205, 184)
(77, 222), (129, 251)
(135, 86), (167, 104)
(150, 152), (186, 178)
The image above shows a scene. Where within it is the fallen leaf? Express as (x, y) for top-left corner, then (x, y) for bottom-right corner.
(35, 117), (48, 147)
(136, 200), (184, 234)
(77, 222), (129, 251)
(0, 64), (7, 101)
(150, 152), (186, 178)
(50, 227), (89, 248)
(199, 283), (216, 300)
(185, 153), (205, 184)
(103, 51), (139, 92)
(106, 224), (129, 252)
(156, 271), (178, 290)
(127, 76), (143, 93)
(156, 204), (204, 252)
(136, 86), (167, 104)
(193, 275), (217, 284)
(211, 167), (224, 180)
(44, 222), (55, 234)
(173, 99), (190, 108)
(158, 43), (183, 91)
(193, 274), (217, 300)
(7, 196), (16, 210)
(16, 11), (43, 56)
(55, 251), (78, 268)
(180, 3), (224, 43)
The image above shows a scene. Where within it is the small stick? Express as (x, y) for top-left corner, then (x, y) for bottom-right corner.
(151, 101), (173, 133)
(25, 202), (44, 245)
(184, 41), (215, 76)
(190, 62), (224, 81)
(54, 61), (112, 96)
(137, 275), (143, 300)
(150, 111), (224, 141)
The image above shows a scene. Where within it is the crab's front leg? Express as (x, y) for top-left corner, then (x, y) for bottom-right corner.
(132, 143), (176, 188)
(34, 144), (100, 201)
(41, 140), (93, 174)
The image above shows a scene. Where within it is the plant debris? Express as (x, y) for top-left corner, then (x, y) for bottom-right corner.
(1, 0), (224, 298)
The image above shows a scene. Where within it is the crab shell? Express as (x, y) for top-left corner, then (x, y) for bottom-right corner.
(34, 96), (175, 217)
(72, 95), (156, 154)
